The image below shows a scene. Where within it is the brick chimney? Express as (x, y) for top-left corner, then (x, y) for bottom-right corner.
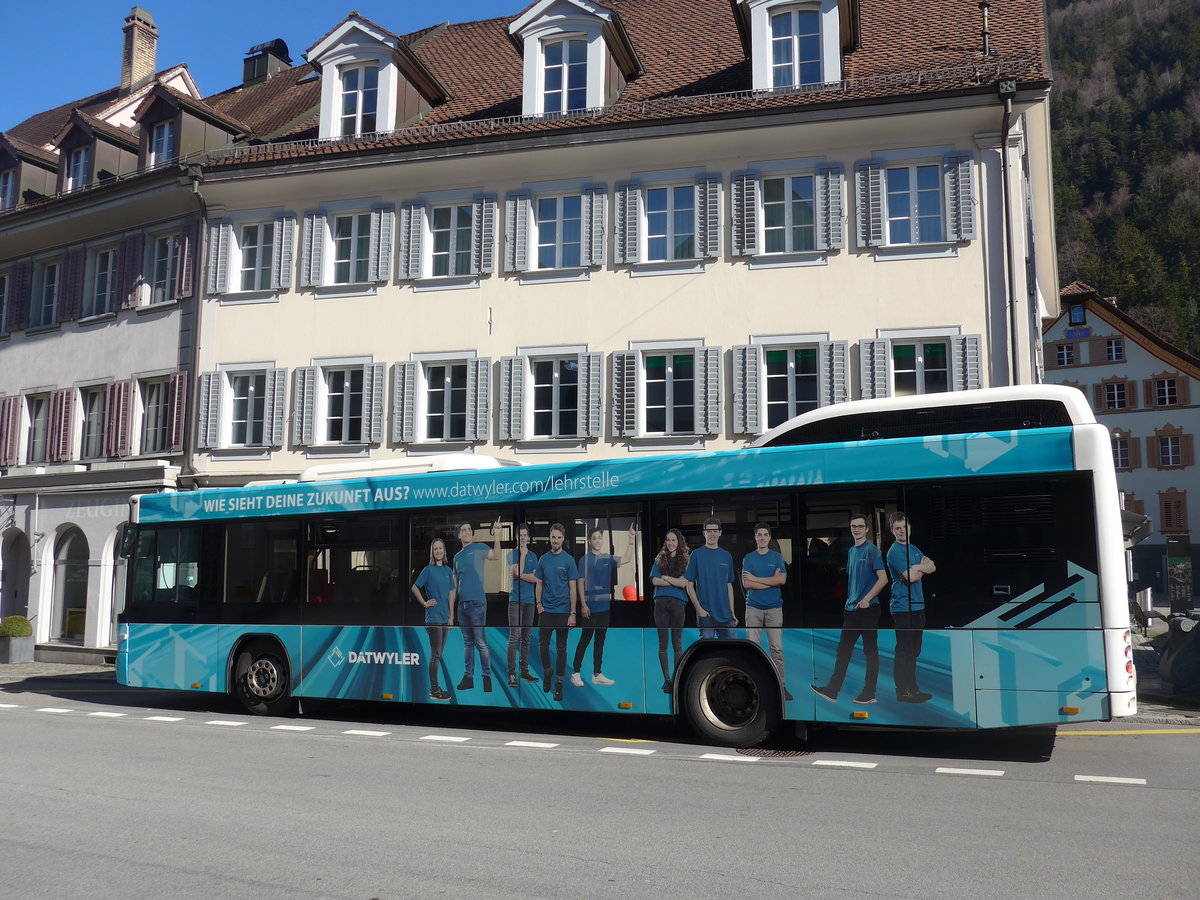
(120, 7), (158, 95)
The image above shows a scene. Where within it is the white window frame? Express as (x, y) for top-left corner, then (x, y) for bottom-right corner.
(291, 358), (385, 451)
(147, 231), (180, 305)
(498, 347), (602, 448)
(149, 120), (176, 167)
(391, 353), (490, 446)
(1056, 343), (1075, 367)
(611, 339), (721, 445)
(428, 203), (476, 279)
(30, 258), (60, 329)
(1158, 435), (1182, 468)
(398, 194), (495, 288)
(207, 212), (295, 300)
(24, 392), (51, 464)
(298, 202), (393, 294)
(65, 146), (90, 192)
(534, 193), (585, 270)
(859, 329), (981, 399)
(889, 339), (952, 397)
(83, 246), (118, 318)
(137, 376), (172, 455)
(237, 222), (275, 292)
(511, 6), (612, 117)
(769, 5), (822, 89)
(339, 62), (380, 137)
(541, 36), (589, 114)
(78, 384), (107, 460)
(1104, 382), (1128, 410)
(1106, 338), (1125, 363)
(197, 365), (287, 452)
(1112, 436), (1130, 471)
(748, 335), (848, 432)
(504, 183), (605, 279)
(855, 148), (976, 254)
(614, 172), (721, 271)
(228, 370), (268, 448)
(731, 161), (844, 264)
(643, 183), (697, 263)
(331, 212), (373, 285)
(323, 366), (366, 444)
(884, 161), (946, 246)
(740, 0), (842, 91)
(1155, 378), (1178, 407)
(0, 168), (15, 211)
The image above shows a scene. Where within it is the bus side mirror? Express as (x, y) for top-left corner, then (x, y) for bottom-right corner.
(118, 523), (137, 560)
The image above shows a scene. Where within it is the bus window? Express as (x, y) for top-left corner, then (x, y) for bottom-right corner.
(305, 515), (403, 625)
(225, 520), (301, 621)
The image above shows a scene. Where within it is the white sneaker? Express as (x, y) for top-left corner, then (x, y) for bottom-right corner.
(570, 672), (584, 687)
(591, 673), (614, 686)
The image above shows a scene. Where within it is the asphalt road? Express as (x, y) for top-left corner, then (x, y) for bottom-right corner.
(1, 670), (1197, 899)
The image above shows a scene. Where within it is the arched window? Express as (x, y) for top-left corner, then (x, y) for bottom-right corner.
(52, 528), (89, 643)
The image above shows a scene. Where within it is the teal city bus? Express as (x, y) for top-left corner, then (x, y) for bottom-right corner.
(116, 385), (1136, 745)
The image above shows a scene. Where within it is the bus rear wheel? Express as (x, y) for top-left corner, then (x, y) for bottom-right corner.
(681, 653), (779, 747)
(235, 641), (296, 716)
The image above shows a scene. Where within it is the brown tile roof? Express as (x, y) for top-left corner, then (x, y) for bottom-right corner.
(143, 83), (255, 135)
(0, 133), (59, 168)
(204, 0), (1048, 168)
(63, 110), (140, 150)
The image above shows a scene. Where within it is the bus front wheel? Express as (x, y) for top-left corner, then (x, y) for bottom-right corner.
(681, 652), (779, 747)
(234, 642), (296, 716)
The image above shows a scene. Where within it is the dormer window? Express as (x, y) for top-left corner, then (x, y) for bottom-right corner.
(66, 146), (90, 191)
(149, 120), (176, 166)
(0, 168), (15, 210)
(771, 8), (821, 88)
(543, 38), (588, 113)
(738, 0), (842, 91)
(340, 64), (379, 136)
(510, 0), (642, 118)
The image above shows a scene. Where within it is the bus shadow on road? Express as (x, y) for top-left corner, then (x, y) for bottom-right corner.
(2, 671), (1057, 762)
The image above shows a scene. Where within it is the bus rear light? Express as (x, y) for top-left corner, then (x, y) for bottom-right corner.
(617, 702), (633, 709)
(1060, 706), (1080, 715)
(191, 683), (202, 689)
(382, 693), (394, 700)
(1126, 662), (1135, 674)
(851, 711), (869, 719)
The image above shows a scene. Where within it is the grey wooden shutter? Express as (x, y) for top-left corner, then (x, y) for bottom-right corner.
(498, 355), (525, 441)
(611, 351), (637, 436)
(292, 366), (317, 446)
(59, 245), (86, 322)
(176, 219), (198, 299)
(732, 344), (762, 435)
(472, 195), (496, 276)
(950, 334), (982, 391)
(731, 172), (759, 257)
(0, 395), (21, 467)
(465, 357), (491, 441)
(392, 362), (417, 443)
(399, 203), (424, 280)
(504, 193), (530, 273)
(582, 185), (607, 267)
(855, 162), (884, 248)
(816, 166), (845, 251)
(300, 210), (325, 287)
(695, 175), (721, 259)
(859, 339), (891, 399)
(578, 351), (603, 438)
(614, 182), (640, 265)
(104, 379), (133, 457)
(364, 362), (386, 443)
(264, 367), (287, 447)
(368, 205), (395, 282)
(6, 259), (33, 332)
(166, 371), (188, 452)
(944, 153), (977, 242)
(207, 220), (230, 294)
(196, 371), (222, 449)
(819, 340), (850, 406)
(117, 232), (145, 310)
(696, 346), (722, 434)
(273, 215), (295, 290)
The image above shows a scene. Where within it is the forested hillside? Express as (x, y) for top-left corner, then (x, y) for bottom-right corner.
(1048, 0), (1200, 351)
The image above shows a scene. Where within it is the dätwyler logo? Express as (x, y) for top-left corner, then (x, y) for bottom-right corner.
(327, 647), (346, 668)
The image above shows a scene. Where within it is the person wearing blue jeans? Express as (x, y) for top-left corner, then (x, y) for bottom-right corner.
(536, 523), (579, 702)
(571, 523), (637, 688)
(742, 523), (790, 700)
(507, 523), (539, 687)
(453, 516), (501, 693)
(887, 511), (936, 703)
(812, 514), (888, 705)
(684, 517), (737, 639)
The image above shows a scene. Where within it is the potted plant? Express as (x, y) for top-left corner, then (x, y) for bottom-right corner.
(0, 615), (35, 664)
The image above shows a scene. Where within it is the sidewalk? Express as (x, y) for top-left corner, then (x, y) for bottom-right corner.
(1, 658), (1196, 725)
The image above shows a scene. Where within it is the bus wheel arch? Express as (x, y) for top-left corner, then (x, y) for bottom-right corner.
(231, 637), (296, 716)
(679, 648), (780, 747)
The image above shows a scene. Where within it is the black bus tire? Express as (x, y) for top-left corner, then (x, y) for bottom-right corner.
(234, 641), (296, 716)
(681, 652), (779, 747)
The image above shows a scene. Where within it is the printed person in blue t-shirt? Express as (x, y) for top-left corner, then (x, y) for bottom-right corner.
(536, 523), (580, 701)
(651, 529), (690, 693)
(411, 538), (456, 701)
(812, 514), (888, 705)
(453, 517), (502, 693)
(684, 517), (737, 639)
(887, 511), (936, 703)
(571, 523), (638, 688)
(742, 523), (790, 700)
(506, 523), (540, 688)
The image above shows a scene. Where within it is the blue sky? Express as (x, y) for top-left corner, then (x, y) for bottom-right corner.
(1, 0), (516, 131)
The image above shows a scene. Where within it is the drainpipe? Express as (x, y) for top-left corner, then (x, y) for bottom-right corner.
(181, 165), (207, 487)
(998, 79), (1019, 385)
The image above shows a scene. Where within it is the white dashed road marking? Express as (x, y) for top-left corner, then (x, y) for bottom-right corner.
(812, 759), (877, 769)
(700, 753), (759, 762)
(270, 724), (315, 732)
(1074, 775), (1147, 785)
(421, 734), (470, 743)
(599, 746), (656, 756)
(936, 767), (1005, 777)
(88, 711), (127, 718)
(37, 708), (74, 714)
(506, 740), (559, 749)
(343, 729), (391, 737)
(205, 720), (247, 727)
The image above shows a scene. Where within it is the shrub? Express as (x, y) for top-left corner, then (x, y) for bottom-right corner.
(0, 616), (33, 638)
